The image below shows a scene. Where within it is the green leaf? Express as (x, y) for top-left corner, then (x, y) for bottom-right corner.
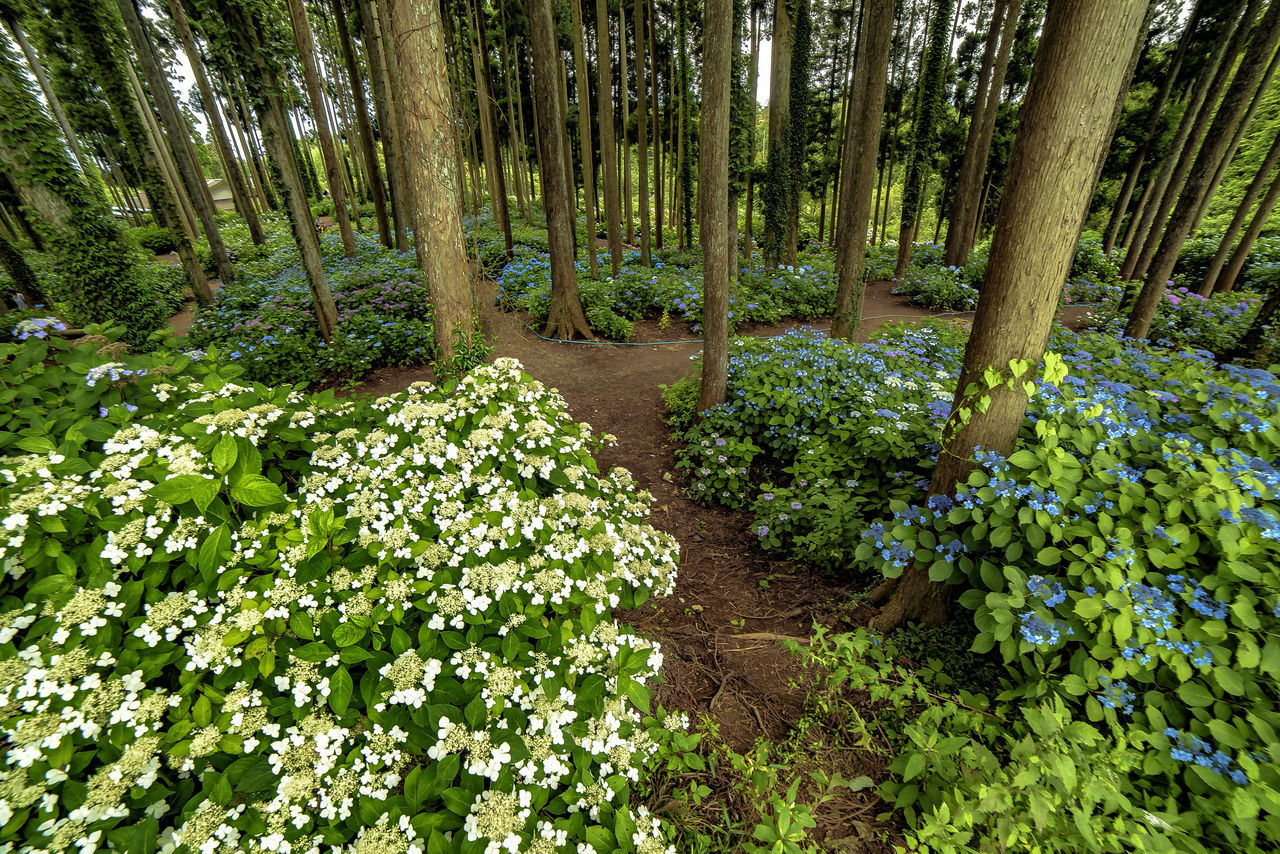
(1036, 546), (1062, 566)
(212, 434), (237, 475)
(151, 475), (220, 513)
(1177, 680), (1214, 707)
(292, 642), (333, 662)
(329, 666), (353, 715)
(331, 623), (366, 648)
(197, 524), (231, 585)
(902, 752), (926, 781)
(230, 473), (285, 507)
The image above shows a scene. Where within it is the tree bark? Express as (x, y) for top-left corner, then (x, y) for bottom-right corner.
(697, 0), (732, 415)
(872, 0), (1150, 631)
(333, 0), (391, 246)
(651, 0), (663, 250)
(1126, 0), (1280, 339)
(1216, 157), (1280, 295)
(358, 0), (410, 252)
(763, 0), (794, 267)
(570, 0), (600, 279)
(286, 0), (356, 257)
(529, 0), (592, 339)
(634, 0), (651, 266)
(1199, 131), (1280, 295)
(1121, 0), (1253, 283)
(598, 0), (624, 274)
(386, 0), (477, 363)
(497, 2), (529, 219)
(830, 0), (893, 340)
(743, 1), (760, 260)
(621, 13), (634, 247)
(943, 0), (1008, 267)
(466, 0), (512, 258)
(220, 0), (338, 342)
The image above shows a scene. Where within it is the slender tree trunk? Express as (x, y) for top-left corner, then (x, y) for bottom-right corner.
(333, 0), (391, 245)
(497, 2), (529, 219)
(743, 2), (760, 260)
(634, 0), (652, 266)
(895, 0), (953, 277)
(1200, 131), (1280, 295)
(1121, 0), (1252, 282)
(943, 0), (1005, 266)
(222, 1), (339, 342)
(598, 0), (624, 273)
(622, 14), (634, 247)
(466, 0), (513, 258)
(1217, 163), (1280, 295)
(0, 232), (45, 309)
(358, 0), (409, 252)
(529, 0), (591, 338)
(831, 0), (893, 340)
(126, 54), (198, 242)
(286, 0), (356, 257)
(698, 0), (732, 415)
(651, 0), (663, 250)
(872, 0), (1150, 631)
(386, 0), (477, 363)
(1127, 0), (1280, 338)
(117, 0), (232, 294)
(1103, 0), (1203, 255)
(763, 0), (794, 267)
(571, 0), (600, 279)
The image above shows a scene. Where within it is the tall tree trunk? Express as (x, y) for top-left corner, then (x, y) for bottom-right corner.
(466, 0), (513, 258)
(570, 0), (600, 279)
(529, 0), (591, 338)
(1121, 0), (1253, 283)
(126, 54), (198, 242)
(743, 1), (760, 260)
(942, 0), (1006, 267)
(333, 0), (391, 245)
(894, 0), (953, 277)
(651, 0), (663, 250)
(831, 0), (894, 340)
(1216, 163), (1280, 295)
(1102, 0), (1205, 255)
(3, 17), (105, 203)
(168, 0), (263, 244)
(286, 0), (357, 257)
(386, 0), (477, 363)
(1199, 130), (1280, 295)
(784, 0), (810, 267)
(634, 0), (651, 266)
(598, 0), (624, 274)
(871, 0), (1150, 631)
(1126, 0), (1280, 338)
(221, 1), (338, 342)
(358, 0), (409, 252)
(698, 0), (732, 414)
(622, 13), (634, 247)
(497, 2), (529, 219)
(763, 0), (794, 267)
(677, 0), (694, 246)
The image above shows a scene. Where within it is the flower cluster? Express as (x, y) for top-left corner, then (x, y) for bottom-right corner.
(10, 316), (66, 341)
(0, 342), (680, 853)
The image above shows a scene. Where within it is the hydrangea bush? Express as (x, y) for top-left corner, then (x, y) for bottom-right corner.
(189, 230), (436, 386)
(0, 332), (682, 853)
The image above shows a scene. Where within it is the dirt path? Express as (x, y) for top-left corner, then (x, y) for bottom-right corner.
(354, 279), (1060, 751)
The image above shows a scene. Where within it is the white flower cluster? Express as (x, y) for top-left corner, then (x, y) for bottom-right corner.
(0, 357), (677, 854)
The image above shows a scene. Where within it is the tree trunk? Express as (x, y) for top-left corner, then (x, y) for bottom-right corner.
(1200, 131), (1280, 295)
(1102, 0), (1204, 255)
(221, 1), (339, 342)
(698, 0), (732, 415)
(386, 0), (477, 364)
(634, 0), (652, 266)
(0, 231), (45, 309)
(1216, 157), (1280, 295)
(831, 0), (894, 341)
(943, 0), (1007, 267)
(466, 0), (512, 259)
(1126, 0), (1280, 339)
(1121, 0), (1253, 283)
(743, 2), (759, 260)
(871, 0), (1150, 632)
(286, 0), (357, 258)
(497, 2), (529, 219)
(529, 0), (592, 339)
(333, 0), (391, 246)
(651, 0), (663, 250)
(570, 0), (600, 279)
(358, 0), (410, 252)
(763, 0), (794, 267)
(126, 54), (198, 242)
(598, 0), (624, 274)
(894, 0), (953, 278)
(168, 0), (263, 245)
(784, 0), (810, 267)
(621, 14), (634, 247)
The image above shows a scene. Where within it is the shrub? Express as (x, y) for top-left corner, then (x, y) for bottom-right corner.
(893, 265), (979, 311)
(126, 224), (177, 255)
(0, 334), (681, 854)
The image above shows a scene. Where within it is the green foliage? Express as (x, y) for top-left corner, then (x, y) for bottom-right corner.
(126, 224), (178, 255)
(0, 330), (681, 852)
(659, 373), (701, 433)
